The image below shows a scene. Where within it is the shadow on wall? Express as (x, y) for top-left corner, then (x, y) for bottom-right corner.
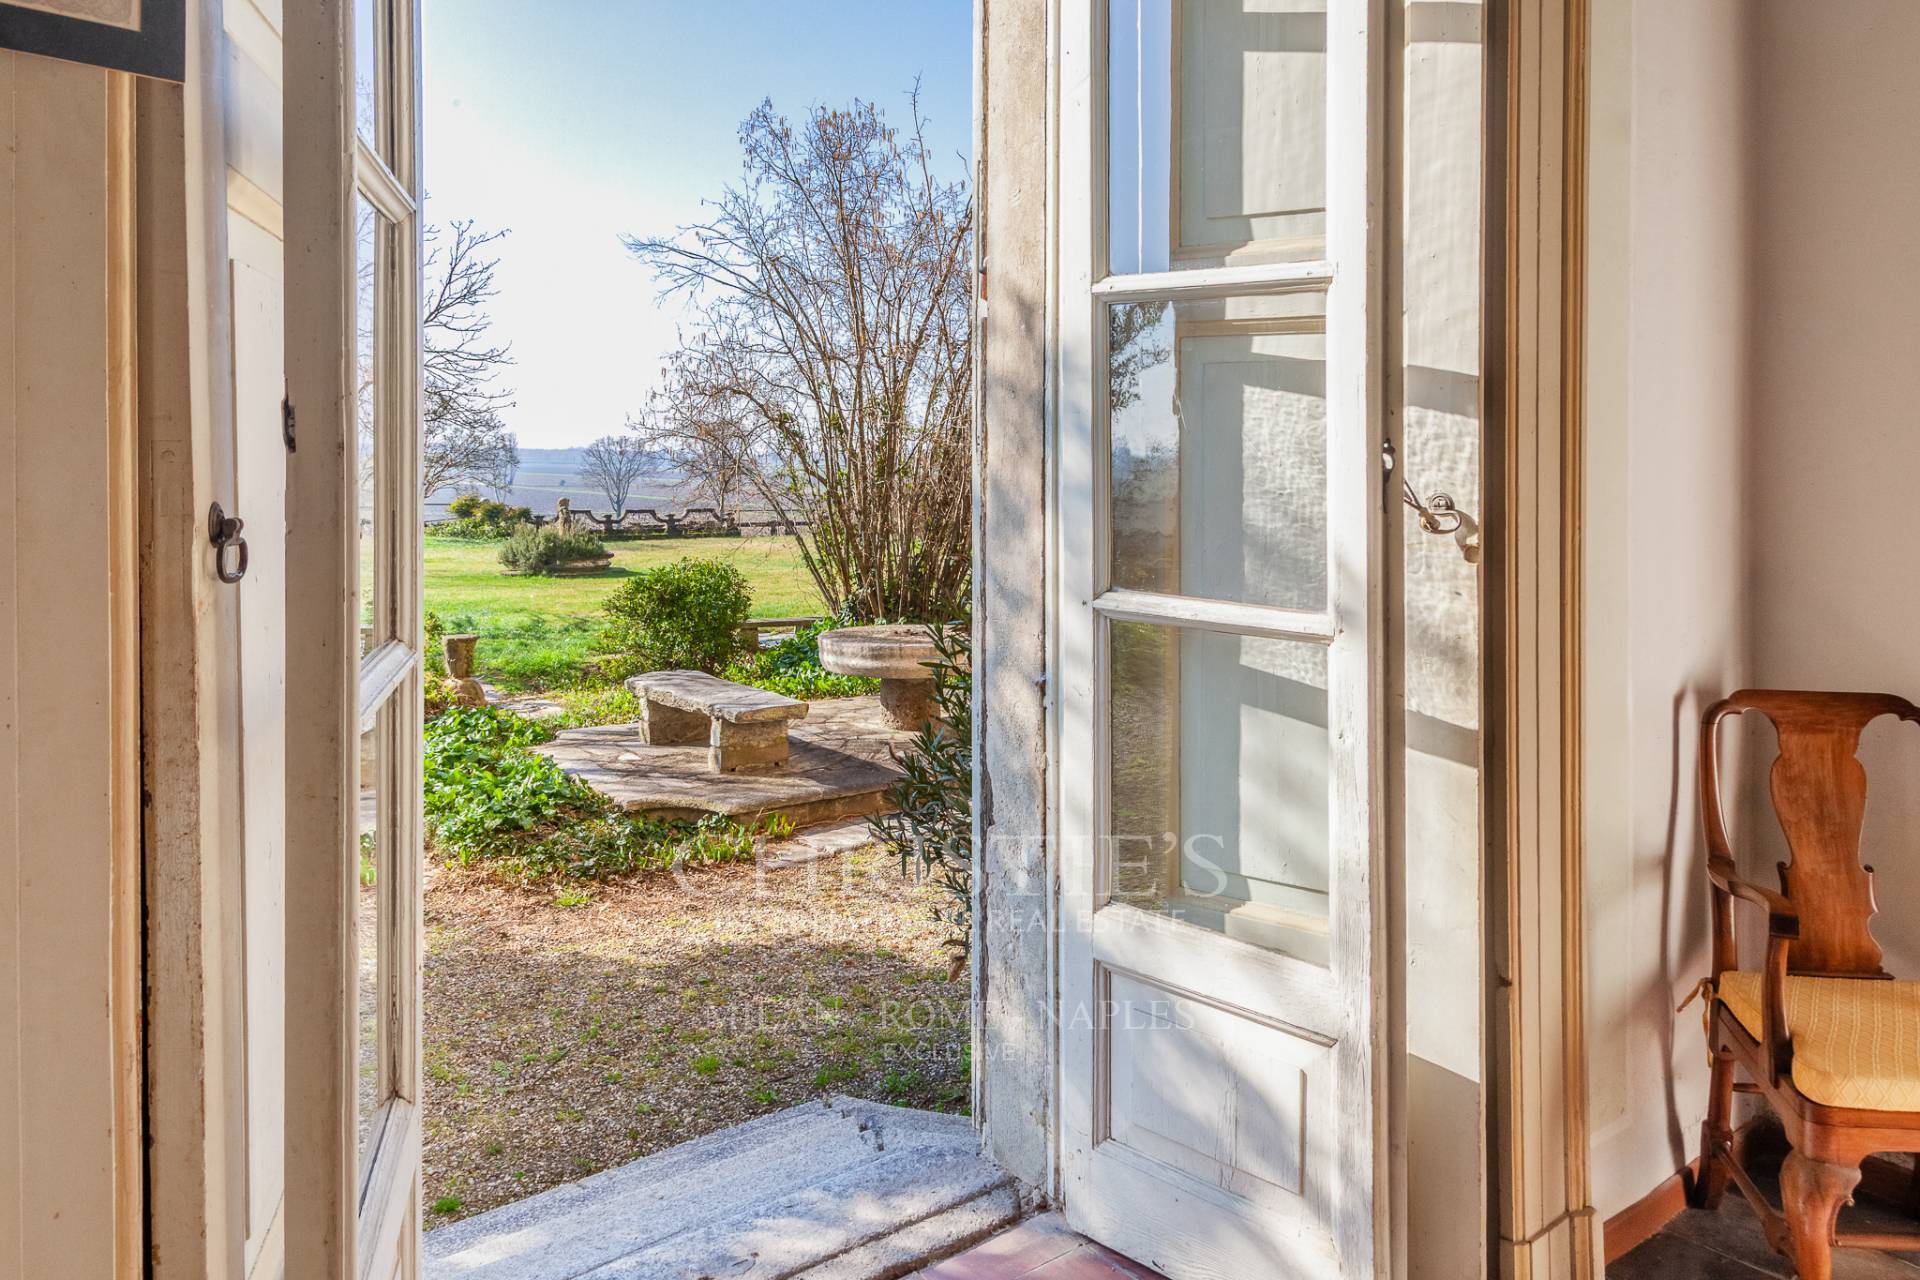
(1653, 686), (1720, 1175)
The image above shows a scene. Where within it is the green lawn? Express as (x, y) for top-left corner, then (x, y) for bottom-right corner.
(425, 535), (824, 690)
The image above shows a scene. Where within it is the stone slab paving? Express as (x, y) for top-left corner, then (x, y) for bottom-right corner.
(760, 817), (882, 869)
(482, 684), (567, 722)
(538, 695), (912, 826)
(424, 1097), (1020, 1280)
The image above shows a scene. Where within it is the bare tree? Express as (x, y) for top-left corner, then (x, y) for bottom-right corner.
(421, 219), (518, 498)
(629, 395), (758, 521)
(623, 94), (972, 622)
(581, 434), (653, 517)
(487, 431), (519, 501)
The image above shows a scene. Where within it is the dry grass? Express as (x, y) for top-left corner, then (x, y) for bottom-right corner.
(420, 846), (970, 1226)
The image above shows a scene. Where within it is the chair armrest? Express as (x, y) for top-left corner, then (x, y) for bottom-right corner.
(1706, 855), (1800, 940)
(1707, 855), (1798, 1085)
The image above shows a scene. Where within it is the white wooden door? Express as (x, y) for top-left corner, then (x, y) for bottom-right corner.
(1058, 2), (1384, 1276)
(235, 217), (291, 1277)
(286, 0), (426, 1276)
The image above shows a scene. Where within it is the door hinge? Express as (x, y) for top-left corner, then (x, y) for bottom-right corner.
(282, 395), (297, 452)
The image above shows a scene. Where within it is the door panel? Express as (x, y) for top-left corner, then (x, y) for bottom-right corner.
(233, 223), (289, 1276)
(285, 0), (424, 1274)
(348, 0), (425, 1270)
(1104, 969), (1331, 1211)
(1061, 1), (1383, 1275)
(226, 4), (290, 1271)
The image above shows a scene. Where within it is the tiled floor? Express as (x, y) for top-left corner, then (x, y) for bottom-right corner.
(926, 1177), (1920, 1280)
(1611, 1156), (1920, 1279)
(917, 1215), (1166, 1279)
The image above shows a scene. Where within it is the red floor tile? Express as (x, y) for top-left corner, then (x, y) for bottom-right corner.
(920, 1217), (1167, 1279)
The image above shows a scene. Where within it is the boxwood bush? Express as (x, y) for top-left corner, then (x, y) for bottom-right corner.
(498, 522), (607, 575)
(432, 493), (533, 540)
(603, 556), (751, 674)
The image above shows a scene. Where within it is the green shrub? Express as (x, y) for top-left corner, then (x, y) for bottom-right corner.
(498, 522), (607, 575)
(725, 618), (877, 699)
(434, 494), (533, 540)
(869, 623), (971, 974)
(603, 557), (752, 674)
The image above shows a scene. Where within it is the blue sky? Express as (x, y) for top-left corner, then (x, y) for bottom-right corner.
(422, 1), (974, 451)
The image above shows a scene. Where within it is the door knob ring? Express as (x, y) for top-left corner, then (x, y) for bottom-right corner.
(208, 501), (249, 584)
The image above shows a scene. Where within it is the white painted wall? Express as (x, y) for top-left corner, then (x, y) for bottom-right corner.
(1741, 1), (1920, 977)
(1585, 0), (1920, 1220)
(1582, 0), (1754, 1221)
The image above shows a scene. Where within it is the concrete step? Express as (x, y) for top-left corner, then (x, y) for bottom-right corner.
(425, 1098), (1019, 1280)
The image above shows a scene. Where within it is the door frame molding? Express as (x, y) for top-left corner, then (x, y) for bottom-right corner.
(283, 0), (361, 1273)
(1484, 0), (1598, 1275)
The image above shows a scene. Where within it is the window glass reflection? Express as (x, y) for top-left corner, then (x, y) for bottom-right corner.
(1108, 293), (1328, 611)
(1108, 0), (1329, 274)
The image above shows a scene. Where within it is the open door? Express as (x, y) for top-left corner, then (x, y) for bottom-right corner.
(1057, 1), (1384, 1275)
(286, 0), (426, 1276)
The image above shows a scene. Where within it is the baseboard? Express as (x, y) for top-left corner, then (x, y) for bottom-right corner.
(1604, 1127), (1918, 1264)
(1601, 1121), (1769, 1265)
(1602, 1165), (1694, 1265)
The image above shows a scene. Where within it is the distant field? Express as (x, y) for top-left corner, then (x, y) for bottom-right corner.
(427, 476), (689, 520)
(424, 535), (824, 690)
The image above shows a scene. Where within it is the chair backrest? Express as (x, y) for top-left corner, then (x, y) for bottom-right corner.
(1702, 690), (1920, 978)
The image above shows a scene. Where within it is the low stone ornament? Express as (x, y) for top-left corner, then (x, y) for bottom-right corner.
(816, 625), (964, 730)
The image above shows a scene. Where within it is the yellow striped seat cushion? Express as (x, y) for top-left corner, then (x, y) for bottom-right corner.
(1719, 970), (1920, 1112)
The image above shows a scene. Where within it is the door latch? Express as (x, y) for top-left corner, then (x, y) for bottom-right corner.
(282, 396), (297, 452)
(208, 501), (249, 584)
(1402, 481), (1481, 565)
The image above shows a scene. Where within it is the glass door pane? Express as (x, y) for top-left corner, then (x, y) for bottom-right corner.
(1107, 293), (1328, 610)
(1108, 0), (1330, 274)
(356, 707), (391, 1165)
(355, 195), (387, 655)
(1106, 619), (1332, 964)
(354, 0), (386, 156)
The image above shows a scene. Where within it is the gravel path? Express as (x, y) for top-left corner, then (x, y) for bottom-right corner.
(420, 846), (971, 1226)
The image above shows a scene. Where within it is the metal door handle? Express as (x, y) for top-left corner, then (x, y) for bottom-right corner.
(1402, 482), (1480, 565)
(209, 501), (249, 584)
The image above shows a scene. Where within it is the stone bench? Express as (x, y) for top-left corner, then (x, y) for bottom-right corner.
(624, 670), (809, 773)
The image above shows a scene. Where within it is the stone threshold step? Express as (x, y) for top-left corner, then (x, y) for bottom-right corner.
(426, 1097), (1023, 1280)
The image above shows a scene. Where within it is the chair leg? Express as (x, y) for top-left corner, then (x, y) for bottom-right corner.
(1692, 1049), (1736, 1209)
(1780, 1150), (1861, 1280)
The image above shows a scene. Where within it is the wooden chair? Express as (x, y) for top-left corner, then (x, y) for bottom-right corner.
(1693, 690), (1920, 1279)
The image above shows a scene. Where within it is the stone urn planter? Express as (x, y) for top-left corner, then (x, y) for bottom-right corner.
(544, 553), (614, 576)
(816, 624), (965, 730)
